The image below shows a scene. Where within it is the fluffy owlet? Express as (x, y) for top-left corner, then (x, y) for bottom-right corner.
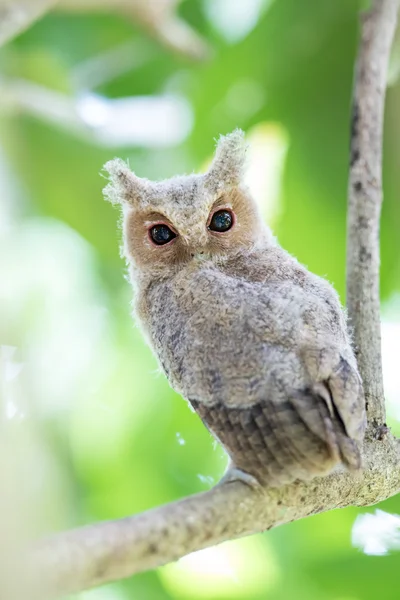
(103, 130), (366, 488)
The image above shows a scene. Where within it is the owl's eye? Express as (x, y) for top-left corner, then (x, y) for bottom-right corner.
(208, 209), (234, 233)
(149, 224), (177, 246)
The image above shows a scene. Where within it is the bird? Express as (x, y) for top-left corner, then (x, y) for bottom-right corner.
(103, 129), (366, 488)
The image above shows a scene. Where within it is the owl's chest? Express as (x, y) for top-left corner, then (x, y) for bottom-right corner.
(143, 270), (268, 345)
(139, 269), (307, 394)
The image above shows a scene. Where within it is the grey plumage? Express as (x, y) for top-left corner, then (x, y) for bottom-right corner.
(103, 129), (366, 487)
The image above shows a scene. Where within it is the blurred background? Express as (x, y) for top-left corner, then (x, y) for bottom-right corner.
(1, 0), (400, 598)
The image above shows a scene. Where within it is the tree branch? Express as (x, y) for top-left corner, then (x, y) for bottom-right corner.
(30, 438), (400, 597)
(0, 0), (57, 46)
(347, 0), (399, 429)
(0, 0), (209, 60)
(57, 0), (210, 60)
(27, 1), (400, 597)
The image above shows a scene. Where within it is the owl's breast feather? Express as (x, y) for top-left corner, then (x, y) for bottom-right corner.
(141, 263), (343, 409)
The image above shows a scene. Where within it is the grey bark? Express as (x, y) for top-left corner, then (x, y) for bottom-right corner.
(26, 0), (400, 597)
(30, 438), (400, 597)
(347, 0), (399, 429)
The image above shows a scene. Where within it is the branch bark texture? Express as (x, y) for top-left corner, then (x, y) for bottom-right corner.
(29, 0), (400, 597)
(30, 438), (400, 597)
(347, 0), (399, 428)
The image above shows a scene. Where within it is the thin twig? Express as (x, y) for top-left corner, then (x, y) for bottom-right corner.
(347, 0), (400, 429)
(59, 0), (210, 60)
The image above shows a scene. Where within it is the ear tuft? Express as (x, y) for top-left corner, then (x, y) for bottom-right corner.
(206, 129), (248, 191)
(103, 158), (149, 206)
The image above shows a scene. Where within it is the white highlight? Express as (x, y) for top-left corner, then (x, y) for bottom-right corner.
(76, 93), (193, 147)
(245, 123), (288, 225)
(352, 510), (400, 555)
(381, 318), (400, 418)
(0, 346), (25, 421)
(160, 536), (279, 598)
(204, 0), (274, 43)
(176, 432), (186, 446)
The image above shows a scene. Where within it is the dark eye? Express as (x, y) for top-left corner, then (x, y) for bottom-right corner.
(149, 224), (176, 246)
(208, 209), (234, 233)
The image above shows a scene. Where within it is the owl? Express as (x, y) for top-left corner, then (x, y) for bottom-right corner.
(103, 130), (366, 488)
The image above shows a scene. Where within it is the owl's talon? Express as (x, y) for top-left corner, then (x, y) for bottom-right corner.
(218, 467), (262, 490)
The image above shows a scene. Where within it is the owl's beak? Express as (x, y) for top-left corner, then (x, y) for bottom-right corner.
(181, 230), (208, 252)
(191, 251), (211, 262)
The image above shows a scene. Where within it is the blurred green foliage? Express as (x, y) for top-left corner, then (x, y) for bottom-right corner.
(1, 1), (400, 599)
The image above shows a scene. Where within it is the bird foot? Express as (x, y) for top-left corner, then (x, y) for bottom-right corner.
(217, 466), (262, 490)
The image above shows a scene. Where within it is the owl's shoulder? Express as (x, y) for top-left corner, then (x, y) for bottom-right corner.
(217, 244), (309, 287)
(224, 244), (343, 311)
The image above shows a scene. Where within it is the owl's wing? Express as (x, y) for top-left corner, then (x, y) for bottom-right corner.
(262, 355), (364, 478)
(191, 392), (340, 487)
(289, 372), (364, 472)
(191, 366), (363, 488)
(326, 356), (366, 442)
(294, 286), (366, 463)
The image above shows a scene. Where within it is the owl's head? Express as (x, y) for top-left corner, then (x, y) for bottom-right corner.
(103, 130), (268, 279)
